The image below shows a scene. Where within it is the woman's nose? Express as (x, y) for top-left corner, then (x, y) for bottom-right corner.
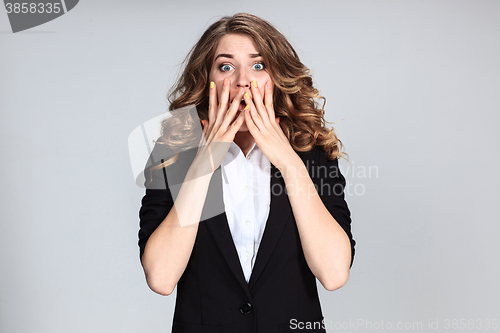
(235, 69), (250, 88)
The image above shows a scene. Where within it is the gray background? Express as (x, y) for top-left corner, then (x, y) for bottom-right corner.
(1, 0), (499, 332)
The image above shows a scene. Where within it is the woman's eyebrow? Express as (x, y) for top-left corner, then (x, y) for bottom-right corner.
(214, 53), (262, 61)
(215, 53), (233, 60)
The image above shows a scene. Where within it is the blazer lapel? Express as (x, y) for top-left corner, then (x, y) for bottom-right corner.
(204, 164), (292, 295)
(248, 164), (292, 289)
(204, 167), (252, 299)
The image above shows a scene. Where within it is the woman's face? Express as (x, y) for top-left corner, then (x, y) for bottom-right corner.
(209, 33), (273, 132)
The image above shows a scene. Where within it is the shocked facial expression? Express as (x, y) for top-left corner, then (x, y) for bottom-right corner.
(209, 33), (272, 131)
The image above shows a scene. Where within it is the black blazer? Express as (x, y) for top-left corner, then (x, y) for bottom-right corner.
(139, 145), (355, 333)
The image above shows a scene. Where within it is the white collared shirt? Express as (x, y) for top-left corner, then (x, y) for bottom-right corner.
(221, 142), (271, 283)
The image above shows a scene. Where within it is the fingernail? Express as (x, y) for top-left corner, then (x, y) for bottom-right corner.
(223, 78), (228, 86)
(252, 80), (257, 88)
(210, 81), (214, 89)
(238, 87), (244, 94)
(244, 104), (249, 110)
(245, 92), (251, 99)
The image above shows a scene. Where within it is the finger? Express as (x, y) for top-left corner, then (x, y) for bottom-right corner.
(225, 107), (246, 139)
(198, 120), (207, 146)
(221, 87), (244, 130)
(243, 91), (266, 131)
(264, 81), (276, 121)
(208, 81), (217, 124)
(202, 120), (208, 137)
(215, 78), (230, 125)
(244, 108), (262, 140)
(249, 80), (271, 126)
(206, 78), (229, 144)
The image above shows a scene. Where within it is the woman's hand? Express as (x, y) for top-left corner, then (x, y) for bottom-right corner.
(243, 80), (298, 171)
(192, 78), (245, 177)
(144, 79), (247, 295)
(244, 81), (352, 290)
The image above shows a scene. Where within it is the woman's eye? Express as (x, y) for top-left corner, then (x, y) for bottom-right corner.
(220, 64), (233, 72)
(253, 63), (265, 71)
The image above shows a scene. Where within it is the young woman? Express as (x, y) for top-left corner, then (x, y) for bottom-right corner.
(138, 13), (355, 333)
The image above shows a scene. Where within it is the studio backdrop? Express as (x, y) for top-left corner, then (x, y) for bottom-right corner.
(1, 0), (499, 332)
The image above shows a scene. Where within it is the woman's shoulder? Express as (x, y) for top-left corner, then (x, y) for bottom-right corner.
(297, 145), (338, 165)
(296, 145), (345, 184)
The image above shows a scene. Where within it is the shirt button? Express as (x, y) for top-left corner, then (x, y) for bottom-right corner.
(239, 302), (253, 314)
(246, 155), (251, 160)
(245, 251), (251, 257)
(243, 185), (248, 191)
(245, 220), (251, 225)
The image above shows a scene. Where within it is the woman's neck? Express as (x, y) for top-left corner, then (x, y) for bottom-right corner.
(233, 131), (255, 156)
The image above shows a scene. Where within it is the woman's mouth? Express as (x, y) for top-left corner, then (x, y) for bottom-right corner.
(231, 96), (247, 111)
(238, 99), (246, 111)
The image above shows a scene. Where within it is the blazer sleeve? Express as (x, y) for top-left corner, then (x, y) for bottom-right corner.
(138, 188), (174, 260)
(137, 142), (176, 260)
(305, 147), (356, 267)
(138, 139), (208, 260)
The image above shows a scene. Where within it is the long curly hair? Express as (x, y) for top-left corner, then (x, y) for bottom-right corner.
(161, 13), (345, 164)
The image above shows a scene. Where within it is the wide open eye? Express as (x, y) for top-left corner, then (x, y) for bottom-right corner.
(252, 63), (265, 71)
(219, 64), (233, 72)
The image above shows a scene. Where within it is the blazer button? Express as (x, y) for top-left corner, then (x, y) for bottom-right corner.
(239, 302), (253, 314)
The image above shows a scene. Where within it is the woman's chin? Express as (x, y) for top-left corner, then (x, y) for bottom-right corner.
(237, 121), (249, 132)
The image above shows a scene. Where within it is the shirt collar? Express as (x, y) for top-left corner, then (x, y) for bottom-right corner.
(228, 141), (259, 158)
